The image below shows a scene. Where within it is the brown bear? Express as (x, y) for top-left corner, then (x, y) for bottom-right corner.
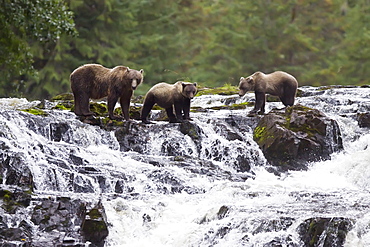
(239, 71), (298, 115)
(70, 64), (143, 121)
(141, 81), (197, 124)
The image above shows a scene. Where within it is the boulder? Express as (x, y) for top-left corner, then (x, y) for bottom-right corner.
(81, 202), (109, 247)
(357, 112), (370, 128)
(298, 217), (353, 247)
(253, 105), (343, 171)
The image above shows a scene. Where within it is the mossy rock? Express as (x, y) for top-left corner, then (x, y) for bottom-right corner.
(179, 121), (202, 140)
(196, 84), (239, 96)
(81, 205), (108, 246)
(298, 217), (354, 247)
(50, 93), (74, 101)
(357, 112), (370, 128)
(90, 102), (108, 117)
(208, 102), (254, 111)
(52, 101), (74, 111)
(21, 108), (48, 116)
(101, 117), (125, 127)
(266, 95), (280, 102)
(113, 105), (142, 120)
(253, 104), (343, 171)
(0, 189), (31, 213)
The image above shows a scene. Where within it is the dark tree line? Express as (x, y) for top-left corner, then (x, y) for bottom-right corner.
(1, 0), (369, 99)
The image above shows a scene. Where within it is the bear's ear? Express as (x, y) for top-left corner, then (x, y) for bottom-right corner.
(247, 77), (253, 83)
(127, 67), (130, 72)
(182, 82), (186, 88)
(240, 77), (244, 80)
(193, 82), (197, 87)
(139, 69), (144, 74)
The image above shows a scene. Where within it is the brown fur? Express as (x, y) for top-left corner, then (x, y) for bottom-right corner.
(70, 64), (143, 120)
(239, 71), (298, 115)
(141, 81), (197, 123)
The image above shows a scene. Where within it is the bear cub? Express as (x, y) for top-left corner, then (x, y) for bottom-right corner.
(70, 64), (143, 121)
(141, 81), (197, 124)
(239, 71), (298, 116)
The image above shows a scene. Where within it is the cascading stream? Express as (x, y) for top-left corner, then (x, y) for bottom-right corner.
(0, 86), (369, 246)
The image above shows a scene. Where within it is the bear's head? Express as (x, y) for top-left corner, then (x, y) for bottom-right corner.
(126, 67), (144, 90)
(238, 76), (254, 96)
(181, 82), (197, 99)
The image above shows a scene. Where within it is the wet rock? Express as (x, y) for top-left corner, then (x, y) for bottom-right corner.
(81, 202), (109, 247)
(253, 105), (343, 171)
(179, 121), (202, 141)
(28, 197), (87, 245)
(298, 217), (354, 247)
(357, 112), (370, 128)
(114, 121), (151, 153)
(252, 217), (295, 235)
(0, 152), (33, 190)
(0, 189), (31, 214)
(217, 205), (230, 220)
(49, 122), (70, 142)
(31, 197), (86, 232)
(50, 93), (74, 101)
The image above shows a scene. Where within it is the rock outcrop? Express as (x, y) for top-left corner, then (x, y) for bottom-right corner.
(253, 105), (343, 171)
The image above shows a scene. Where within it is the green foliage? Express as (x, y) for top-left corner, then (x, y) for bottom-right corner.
(1, 0), (370, 99)
(0, 0), (77, 97)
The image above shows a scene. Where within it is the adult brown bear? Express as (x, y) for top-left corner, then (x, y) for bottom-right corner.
(141, 81), (197, 124)
(70, 64), (143, 120)
(239, 71), (298, 115)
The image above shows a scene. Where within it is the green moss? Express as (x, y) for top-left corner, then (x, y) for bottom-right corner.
(88, 208), (101, 220)
(52, 102), (73, 111)
(101, 117), (125, 127)
(90, 102), (108, 117)
(253, 125), (275, 145)
(229, 102), (254, 109)
(281, 105), (322, 137)
(196, 83), (239, 96)
(2, 190), (12, 202)
(205, 102), (254, 111)
(254, 126), (266, 140)
(21, 108), (48, 116)
(50, 93), (74, 101)
(1, 190), (15, 212)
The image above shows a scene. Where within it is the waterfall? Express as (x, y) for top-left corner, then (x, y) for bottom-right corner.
(0, 86), (370, 246)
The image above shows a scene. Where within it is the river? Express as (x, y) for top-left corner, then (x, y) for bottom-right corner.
(0, 86), (369, 246)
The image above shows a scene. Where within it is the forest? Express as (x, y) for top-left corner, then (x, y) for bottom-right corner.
(1, 0), (369, 99)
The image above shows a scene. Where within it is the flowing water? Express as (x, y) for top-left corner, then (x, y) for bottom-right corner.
(0, 86), (370, 246)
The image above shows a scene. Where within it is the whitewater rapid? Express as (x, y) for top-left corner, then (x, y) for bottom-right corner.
(0, 86), (369, 246)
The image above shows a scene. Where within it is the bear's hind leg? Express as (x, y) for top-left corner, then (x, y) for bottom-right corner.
(280, 95), (295, 107)
(141, 100), (155, 124)
(73, 94), (83, 116)
(78, 93), (94, 116)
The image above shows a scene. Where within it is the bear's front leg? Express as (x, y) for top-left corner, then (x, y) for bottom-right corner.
(174, 104), (185, 122)
(108, 93), (122, 120)
(120, 95), (132, 121)
(166, 107), (180, 123)
(252, 92), (266, 115)
(182, 99), (192, 121)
